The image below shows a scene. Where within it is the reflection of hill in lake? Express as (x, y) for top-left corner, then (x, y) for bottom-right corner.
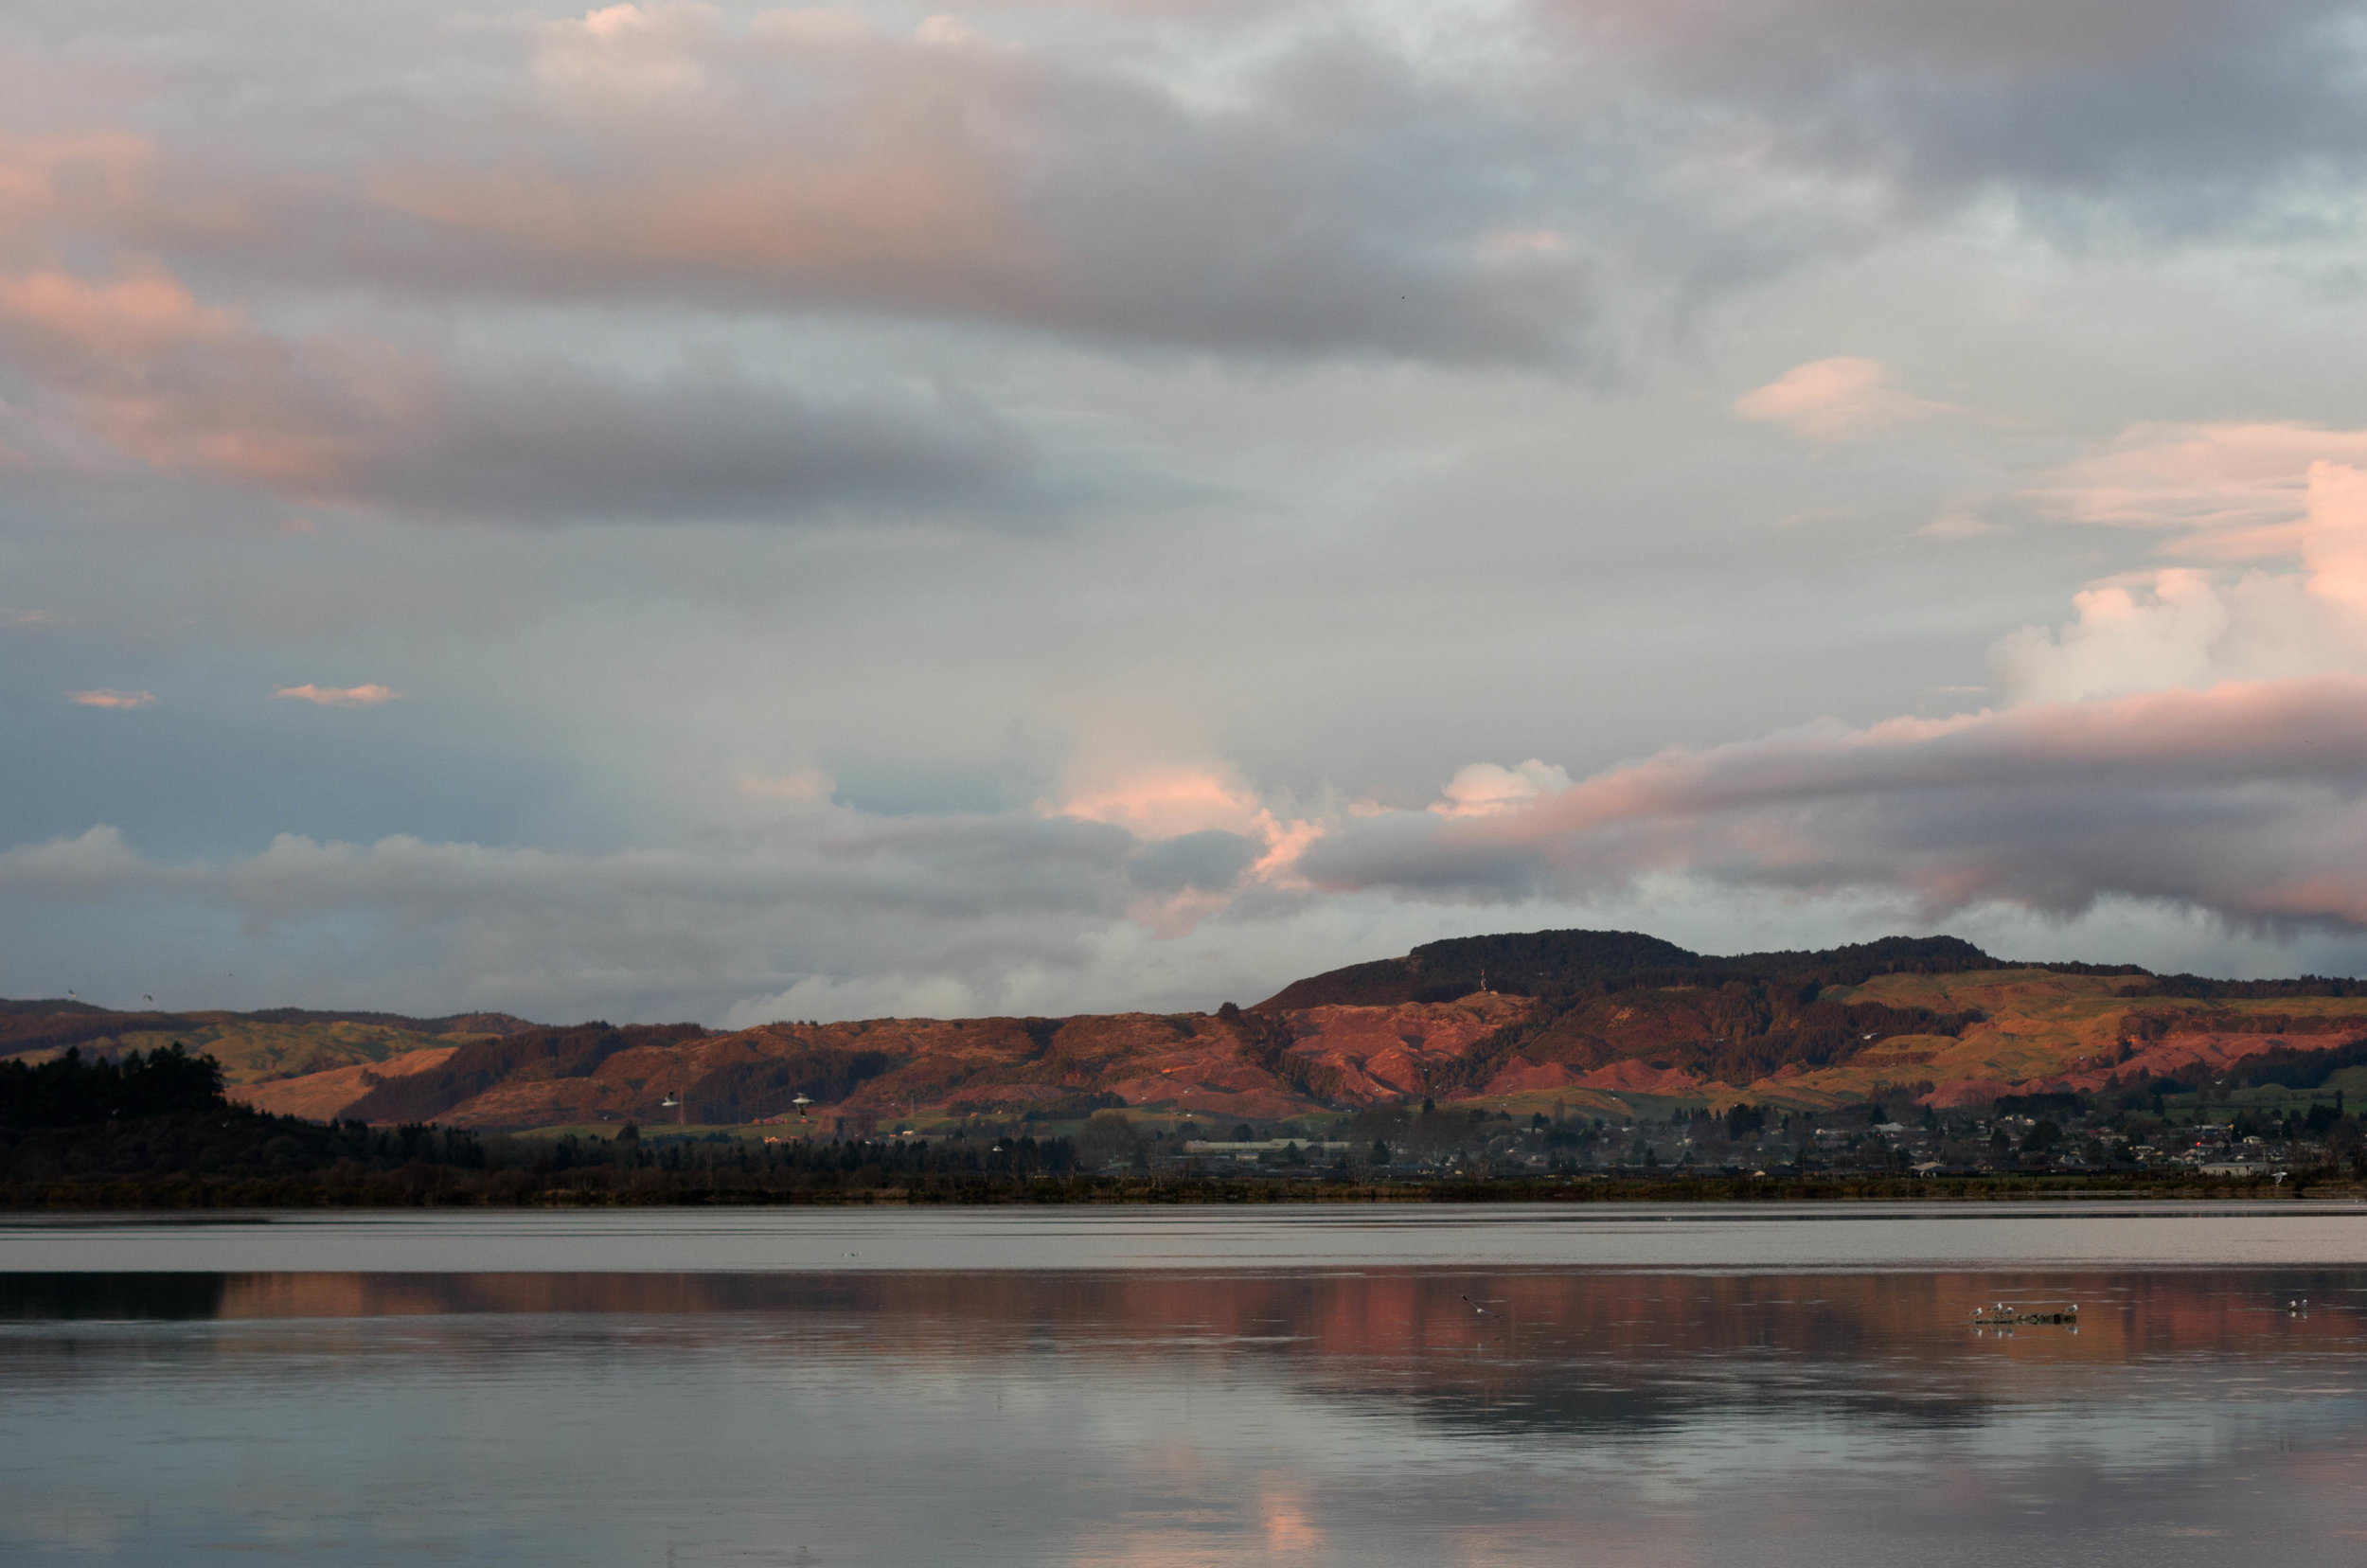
(6, 1265), (2346, 1445)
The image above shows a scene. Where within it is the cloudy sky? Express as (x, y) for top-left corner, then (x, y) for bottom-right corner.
(10, 0), (2367, 1024)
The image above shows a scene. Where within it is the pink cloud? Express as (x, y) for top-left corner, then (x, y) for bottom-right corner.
(68, 689), (154, 708)
(1054, 767), (1271, 841)
(1990, 452), (2367, 704)
(1051, 764), (1321, 930)
(1431, 759), (1572, 818)
(1734, 356), (1938, 441)
(0, 133), (156, 236)
(0, 8), (1593, 367)
(0, 264), (373, 492)
(273, 684), (400, 705)
(737, 768), (833, 804)
(2036, 422), (2367, 559)
(0, 255), (1042, 526)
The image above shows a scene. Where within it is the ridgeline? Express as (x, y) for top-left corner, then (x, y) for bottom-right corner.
(8, 927), (2367, 1205)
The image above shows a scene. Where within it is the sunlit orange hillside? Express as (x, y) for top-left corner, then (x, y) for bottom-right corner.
(9, 931), (2366, 1131)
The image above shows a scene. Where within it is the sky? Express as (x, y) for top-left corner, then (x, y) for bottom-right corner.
(10, 0), (2367, 1025)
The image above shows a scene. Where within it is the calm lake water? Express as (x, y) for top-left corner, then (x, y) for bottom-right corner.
(5, 1203), (2367, 1565)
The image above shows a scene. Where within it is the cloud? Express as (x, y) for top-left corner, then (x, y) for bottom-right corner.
(1259, 429), (2367, 932)
(736, 768), (834, 806)
(0, 264), (354, 490)
(1048, 764), (1320, 888)
(1297, 678), (2367, 930)
(1125, 829), (1262, 895)
(1988, 568), (2354, 704)
(1998, 446), (2367, 702)
(1432, 759), (1573, 817)
(386, 10), (1630, 364)
(1052, 766), (1274, 841)
(0, 263), (1058, 526)
(3, 1), (2364, 385)
(0, 793), (1381, 1020)
(1735, 357), (1939, 441)
(67, 689), (154, 708)
(2037, 422), (2367, 558)
(21, 3), (2367, 1026)
(273, 684), (400, 705)
(0, 775), (1303, 1018)
(0, 4), (1754, 369)
(1541, 1), (2367, 229)
(0, 811), (1144, 1016)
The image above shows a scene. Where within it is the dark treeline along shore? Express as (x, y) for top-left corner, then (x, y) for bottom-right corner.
(9, 927), (2367, 1206)
(6, 1037), (2367, 1210)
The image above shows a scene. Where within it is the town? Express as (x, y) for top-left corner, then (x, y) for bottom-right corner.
(1053, 1087), (2364, 1185)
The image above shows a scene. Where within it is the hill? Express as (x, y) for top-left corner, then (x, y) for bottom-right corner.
(0, 1001), (539, 1088)
(12, 928), (2367, 1131)
(1254, 931), (2009, 1009)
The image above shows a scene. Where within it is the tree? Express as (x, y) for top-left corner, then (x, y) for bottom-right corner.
(1079, 1110), (1142, 1167)
(2328, 1116), (2364, 1170)
(0, 1042), (225, 1128)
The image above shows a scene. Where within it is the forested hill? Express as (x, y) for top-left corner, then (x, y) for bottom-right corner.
(1255, 931), (2034, 1010)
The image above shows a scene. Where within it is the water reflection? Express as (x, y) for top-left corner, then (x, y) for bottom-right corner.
(0, 1272), (230, 1321)
(3, 1263), (2365, 1564)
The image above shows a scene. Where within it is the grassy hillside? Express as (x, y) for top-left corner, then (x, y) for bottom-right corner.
(0, 1003), (537, 1085)
(18, 929), (2367, 1131)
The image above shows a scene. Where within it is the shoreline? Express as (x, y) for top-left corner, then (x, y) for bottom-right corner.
(8, 1171), (2363, 1210)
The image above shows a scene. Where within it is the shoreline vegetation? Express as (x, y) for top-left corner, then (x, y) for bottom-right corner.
(13, 1173), (2367, 1212)
(10, 1161), (2367, 1209)
(7, 1042), (2365, 1211)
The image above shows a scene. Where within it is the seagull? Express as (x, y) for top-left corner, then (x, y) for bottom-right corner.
(1460, 1292), (1491, 1316)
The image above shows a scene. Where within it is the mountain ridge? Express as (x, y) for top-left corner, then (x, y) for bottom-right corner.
(1255, 931), (2029, 1009)
(10, 929), (2367, 1131)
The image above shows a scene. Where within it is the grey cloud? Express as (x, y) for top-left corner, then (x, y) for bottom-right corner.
(6, 14), (1650, 366)
(0, 810), (1148, 1021)
(1299, 677), (2367, 930)
(1552, 1), (2367, 228)
(1126, 829), (1261, 894)
(22, 2), (2365, 370)
(363, 359), (1051, 526)
(0, 272), (1062, 526)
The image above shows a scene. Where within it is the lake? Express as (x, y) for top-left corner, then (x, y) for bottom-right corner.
(5, 1203), (2366, 1565)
